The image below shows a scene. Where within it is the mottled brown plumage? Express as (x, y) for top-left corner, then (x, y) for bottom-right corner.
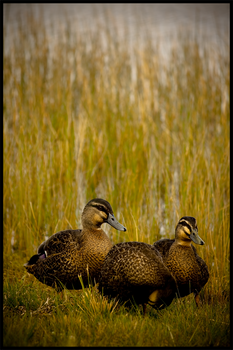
(24, 198), (126, 291)
(153, 216), (209, 305)
(98, 242), (177, 311)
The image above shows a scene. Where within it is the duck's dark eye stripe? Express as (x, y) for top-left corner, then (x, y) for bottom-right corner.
(179, 221), (192, 234)
(101, 207), (108, 214)
(93, 204), (108, 214)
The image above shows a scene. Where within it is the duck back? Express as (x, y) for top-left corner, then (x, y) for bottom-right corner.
(98, 242), (177, 309)
(25, 229), (113, 290)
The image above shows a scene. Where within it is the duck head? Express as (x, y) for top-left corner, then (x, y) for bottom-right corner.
(81, 198), (127, 231)
(175, 216), (205, 246)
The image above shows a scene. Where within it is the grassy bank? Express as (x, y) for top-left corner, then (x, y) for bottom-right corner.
(3, 256), (230, 347)
(3, 10), (230, 347)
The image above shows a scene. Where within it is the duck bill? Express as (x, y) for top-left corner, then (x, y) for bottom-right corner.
(106, 213), (126, 231)
(190, 229), (205, 245)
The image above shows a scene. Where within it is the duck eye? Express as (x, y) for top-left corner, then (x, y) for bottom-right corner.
(98, 206), (104, 211)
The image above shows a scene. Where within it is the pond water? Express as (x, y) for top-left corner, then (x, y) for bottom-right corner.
(3, 4), (229, 60)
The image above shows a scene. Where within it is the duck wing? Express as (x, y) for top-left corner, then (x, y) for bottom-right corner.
(24, 229), (88, 290)
(153, 238), (175, 261)
(37, 229), (83, 256)
(191, 246), (209, 290)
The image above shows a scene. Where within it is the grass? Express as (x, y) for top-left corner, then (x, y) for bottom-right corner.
(3, 267), (230, 347)
(3, 8), (230, 347)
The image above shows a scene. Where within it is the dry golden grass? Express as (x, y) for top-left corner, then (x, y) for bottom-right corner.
(3, 11), (230, 347)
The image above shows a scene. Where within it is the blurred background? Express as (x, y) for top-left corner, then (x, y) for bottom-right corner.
(4, 4), (229, 58)
(3, 4), (229, 299)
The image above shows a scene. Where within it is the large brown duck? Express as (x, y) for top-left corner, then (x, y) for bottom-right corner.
(98, 241), (177, 313)
(24, 198), (126, 291)
(153, 216), (209, 306)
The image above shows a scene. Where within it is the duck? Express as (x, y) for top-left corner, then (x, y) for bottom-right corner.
(24, 198), (126, 291)
(153, 216), (209, 306)
(98, 241), (177, 314)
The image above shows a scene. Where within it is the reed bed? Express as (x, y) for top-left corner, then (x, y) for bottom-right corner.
(3, 10), (230, 347)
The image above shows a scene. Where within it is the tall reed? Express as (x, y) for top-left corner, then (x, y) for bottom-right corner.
(4, 8), (229, 308)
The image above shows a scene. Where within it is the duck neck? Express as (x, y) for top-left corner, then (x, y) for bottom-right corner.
(81, 209), (104, 231)
(81, 216), (107, 238)
(174, 238), (192, 247)
(174, 228), (192, 247)
(82, 220), (102, 232)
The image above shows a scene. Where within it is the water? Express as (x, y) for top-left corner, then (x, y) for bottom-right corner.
(3, 4), (229, 60)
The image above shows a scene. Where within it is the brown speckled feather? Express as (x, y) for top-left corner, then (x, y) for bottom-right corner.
(154, 238), (197, 262)
(164, 243), (209, 297)
(153, 238), (175, 261)
(153, 218), (209, 299)
(98, 242), (177, 309)
(37, 229), (83, 255)
(25, 229), (113, 290)
(24, 198), (126, 291)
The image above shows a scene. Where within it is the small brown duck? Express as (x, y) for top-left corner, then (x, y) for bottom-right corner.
(98, 241), (177, 313)
(153, 216), (209, 306)
(24, 198), (126, 291)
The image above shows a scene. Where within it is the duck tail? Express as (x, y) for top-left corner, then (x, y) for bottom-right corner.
(24, 252), (46, 267)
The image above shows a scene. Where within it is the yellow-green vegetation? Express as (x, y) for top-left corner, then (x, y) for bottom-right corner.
(3, 11), (229, 347)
